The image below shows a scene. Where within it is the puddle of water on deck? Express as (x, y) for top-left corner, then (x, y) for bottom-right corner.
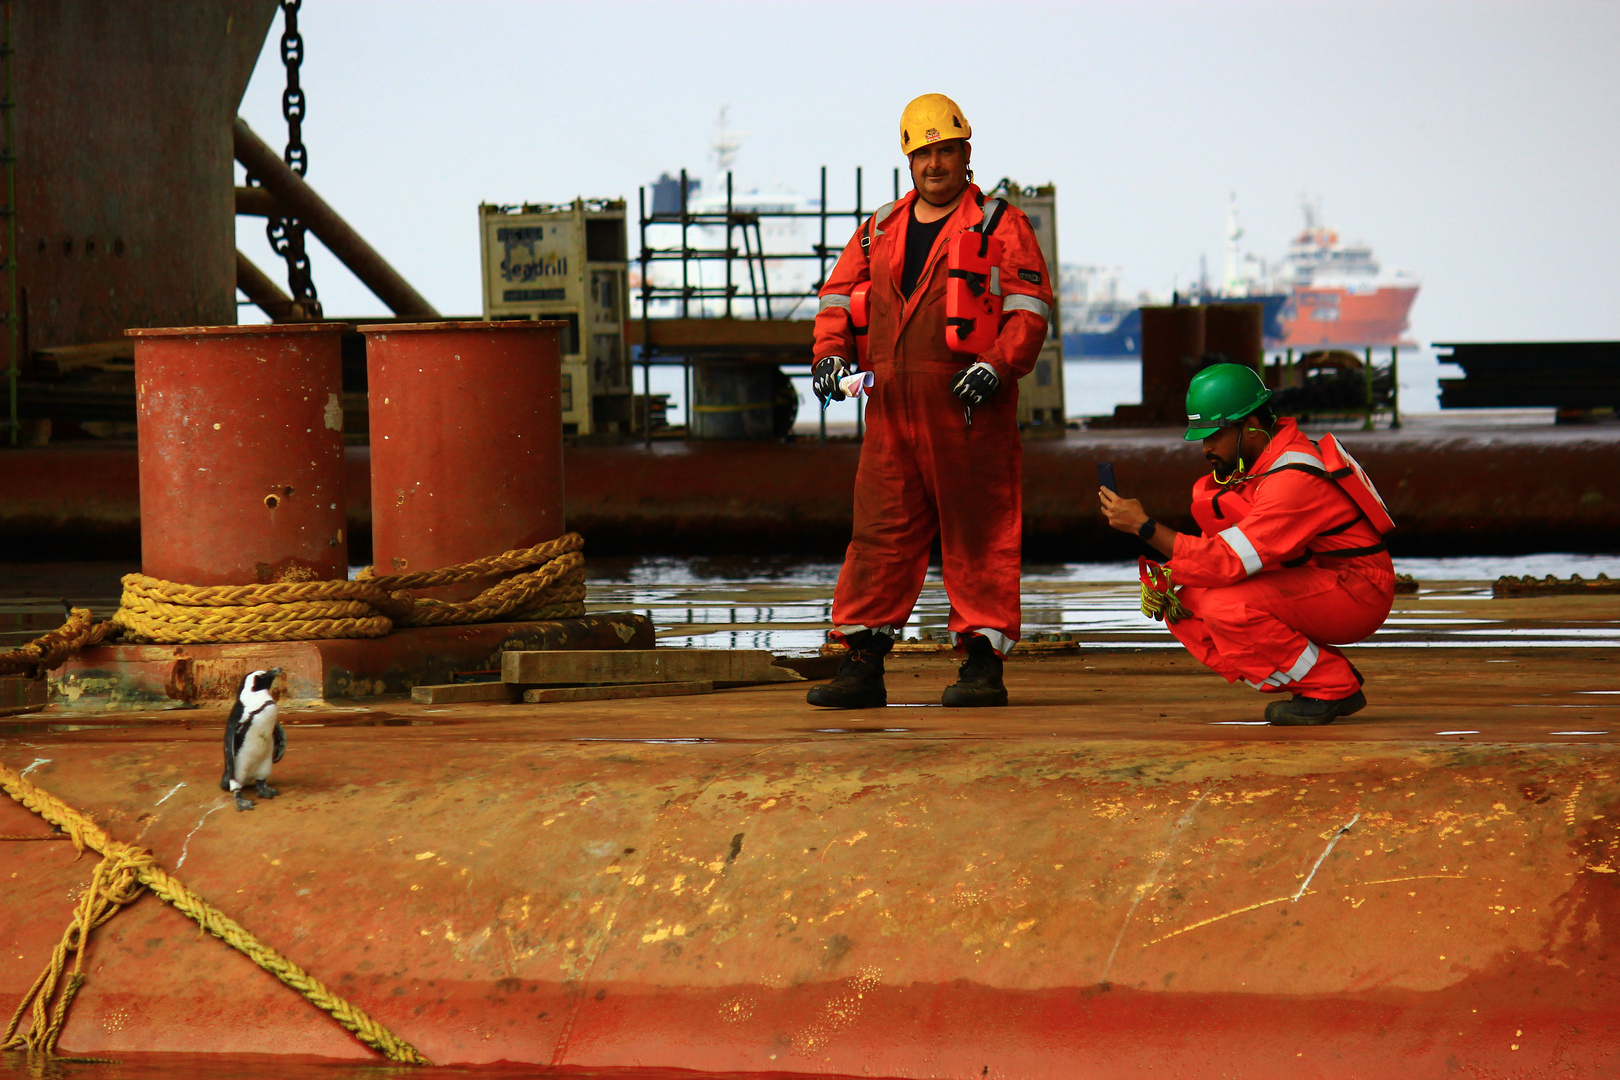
(4, 555), (1617, 657)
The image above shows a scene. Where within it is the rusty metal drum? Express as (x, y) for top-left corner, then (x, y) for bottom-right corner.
(361, 320), (565, 599)
(1203, 302), (1266, 372)
(128, 323), (350, 586)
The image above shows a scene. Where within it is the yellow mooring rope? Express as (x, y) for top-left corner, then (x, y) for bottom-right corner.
(0, 762), (430, 1064)
(0, 533), (586, 669)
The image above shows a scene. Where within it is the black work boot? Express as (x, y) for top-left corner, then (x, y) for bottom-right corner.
(941, 634), (1008, 707)
(807, 630), (891, 709)
(1265, 689), (1367, 726)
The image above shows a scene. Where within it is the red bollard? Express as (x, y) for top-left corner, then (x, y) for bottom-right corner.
(128, 324), (350, 586)
(361, 320), (565, 599)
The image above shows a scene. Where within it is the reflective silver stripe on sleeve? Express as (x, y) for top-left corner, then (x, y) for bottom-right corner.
(1218, 525), (1263, 576)
(818, 294), (852, 312)
(1004, 293), (1052, 321)
(989, 266), (1002, 297)
(1282, 641), (1320, 683)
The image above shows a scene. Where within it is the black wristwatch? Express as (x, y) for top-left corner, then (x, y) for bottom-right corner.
(1138, 518), (1158, 541)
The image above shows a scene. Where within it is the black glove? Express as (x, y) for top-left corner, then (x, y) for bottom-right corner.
(813, 356), (854, 406)
(951, 360), (1001, 406)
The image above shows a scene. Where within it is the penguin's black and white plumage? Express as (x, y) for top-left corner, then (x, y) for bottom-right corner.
(220, 668), (285, 811)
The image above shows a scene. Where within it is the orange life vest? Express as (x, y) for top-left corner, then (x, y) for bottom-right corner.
(944, 197), (1008, 354)
(851, 280), (871, 367)
(849, 194), (1010, 358)
(1190, 434), (1394, 557)
(1318, 433), (1396, 536)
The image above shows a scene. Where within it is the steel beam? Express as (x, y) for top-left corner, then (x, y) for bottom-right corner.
(232, 117), (439, 320)
(233, 248), (305, 322)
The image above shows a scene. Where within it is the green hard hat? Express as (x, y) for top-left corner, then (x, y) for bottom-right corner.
(1184, 363), (1273, 441)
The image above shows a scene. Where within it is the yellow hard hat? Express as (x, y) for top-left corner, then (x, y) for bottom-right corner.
(899, 93), (970, 156)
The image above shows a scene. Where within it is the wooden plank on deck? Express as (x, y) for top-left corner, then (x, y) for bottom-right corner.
(411, 682), (517, 705)
(502, 649), (803, 686)
(522, 680), (714, 704)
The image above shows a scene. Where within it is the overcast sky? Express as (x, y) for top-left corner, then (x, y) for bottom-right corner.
(235, 0), (1620, 344)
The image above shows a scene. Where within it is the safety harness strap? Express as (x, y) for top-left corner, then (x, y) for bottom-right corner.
(858, 200), (899, 259)
(1314, 542), (1389, 559)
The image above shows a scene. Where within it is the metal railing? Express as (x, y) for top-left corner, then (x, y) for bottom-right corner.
(636, 166), (901, 322)
(635, 166), (901, 446)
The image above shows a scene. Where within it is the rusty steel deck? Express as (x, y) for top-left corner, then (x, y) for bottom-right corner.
(3, 596), (1618, 1076)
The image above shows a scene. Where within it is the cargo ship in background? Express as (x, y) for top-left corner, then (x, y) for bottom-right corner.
(1061, 197), (1418, 355)
(1275, 199), (1421, 348)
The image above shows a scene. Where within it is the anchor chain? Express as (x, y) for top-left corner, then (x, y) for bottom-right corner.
(250, 0), (320, 317)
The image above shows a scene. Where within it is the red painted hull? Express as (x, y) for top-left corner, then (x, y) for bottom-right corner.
(4, 420), (1620, 560)
(1279, 285), (1420, 348)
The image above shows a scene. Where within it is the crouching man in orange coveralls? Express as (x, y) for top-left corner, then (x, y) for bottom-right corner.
(1099, 363), (1397, 725)
(804, 92), (1054, 709)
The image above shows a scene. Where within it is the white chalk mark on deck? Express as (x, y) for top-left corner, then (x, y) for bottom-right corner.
(154, 781), (186, 806)
(1102, 794), (1206, 982)
(19, 758), (50, 777)
(175, 803), (228, 869)
(1294, 813), (1360, 902)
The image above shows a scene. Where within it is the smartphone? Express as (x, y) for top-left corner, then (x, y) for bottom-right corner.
(1097, 461), (1118, 494)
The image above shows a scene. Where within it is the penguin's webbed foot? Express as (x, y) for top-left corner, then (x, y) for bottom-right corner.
(234, 793), (256, 811)
(255, 780), (279, 799)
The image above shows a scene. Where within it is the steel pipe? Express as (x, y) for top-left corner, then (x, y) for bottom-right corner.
(233, 117), (439, 320)
(234, 249), (305, 323)
(234, 184), (283, 218)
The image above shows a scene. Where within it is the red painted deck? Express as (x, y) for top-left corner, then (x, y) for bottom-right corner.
(4, 629), (1619, 1076)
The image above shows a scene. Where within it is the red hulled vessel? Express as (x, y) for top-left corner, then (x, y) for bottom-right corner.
(1276, 202), (1420, 348)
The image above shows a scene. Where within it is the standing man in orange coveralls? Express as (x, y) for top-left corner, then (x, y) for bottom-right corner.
(1099, 364), (1397, 725)
(805, 93), (1054, 709)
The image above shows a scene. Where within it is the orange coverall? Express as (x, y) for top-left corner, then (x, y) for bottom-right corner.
(813, 184), (1054, 655)
(1166, 419), (1396, 698)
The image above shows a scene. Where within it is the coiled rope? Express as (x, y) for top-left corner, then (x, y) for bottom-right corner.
(0, 533), (586, 669)
(0, 762), (429, 1064)
(0, 608), (120, 680)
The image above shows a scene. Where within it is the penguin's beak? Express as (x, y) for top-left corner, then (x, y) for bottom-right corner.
(266, 668), (283, 682)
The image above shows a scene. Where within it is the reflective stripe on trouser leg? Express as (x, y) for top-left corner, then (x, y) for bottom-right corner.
(819, 294), (852, 312)
(951, 628), (1016, 655)
(834, 624), (900, 641)
(1170, 575), (1366, 699)
(1243, 641), (1320, 689)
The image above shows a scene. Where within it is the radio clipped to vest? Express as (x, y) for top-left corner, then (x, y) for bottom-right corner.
(945, 197), (1008, 354)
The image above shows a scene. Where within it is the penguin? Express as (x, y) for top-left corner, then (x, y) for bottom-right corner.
(220, 668), (285, 811)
